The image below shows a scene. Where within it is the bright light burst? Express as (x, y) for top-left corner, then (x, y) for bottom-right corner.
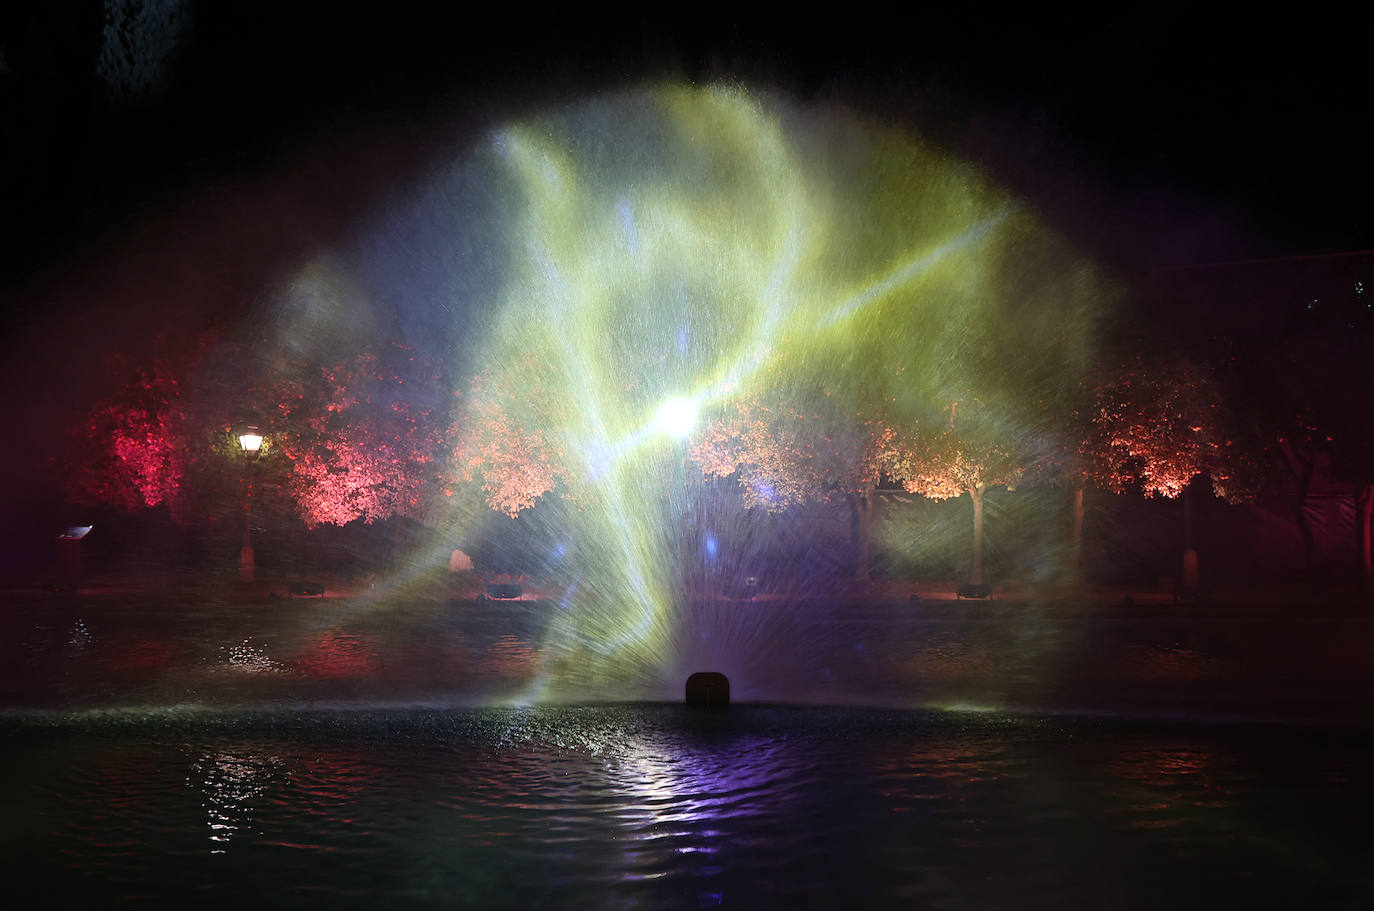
(652, 396), (699, 440)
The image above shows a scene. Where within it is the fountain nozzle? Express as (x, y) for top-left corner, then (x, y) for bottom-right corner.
(685, 672), (730, 710)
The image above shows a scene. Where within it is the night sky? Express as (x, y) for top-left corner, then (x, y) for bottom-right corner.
(1, 3), (1371, 534)
(3, 6), (1369, 279)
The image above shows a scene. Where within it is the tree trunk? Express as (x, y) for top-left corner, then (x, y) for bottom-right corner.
(850, 493), (873, 583)
(970, 484), (985, 585)
(240, 499), (255, 583)
(1295, 457), (1316, 578)
(240, 458), (257, 583)
(1070, 484), (1085, 581)
(1181, 482), (1199, 592)
(1356, 483), (1374, 598)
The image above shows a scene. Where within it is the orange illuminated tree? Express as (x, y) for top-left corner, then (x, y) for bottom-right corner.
(448, 363), (566, 518)
(1081, 353), (1265, 590)
(689, 388), (892, 582)
(1084, 354), (1261, 504)
(882, 401), (1024, 585)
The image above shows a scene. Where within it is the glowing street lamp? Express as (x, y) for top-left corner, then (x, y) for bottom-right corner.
(239, 426), (263, 583)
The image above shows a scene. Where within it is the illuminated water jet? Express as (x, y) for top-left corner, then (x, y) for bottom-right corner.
(259, 82), (1113, 705)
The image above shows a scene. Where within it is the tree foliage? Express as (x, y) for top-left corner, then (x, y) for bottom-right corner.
(882, 401), (1023, 501)
(282, 346), (450, 528)
(71, 341), (452, 529)
(689, 390), (888, 510)
(70, 356), (191, 519)
(1084, 354), (1259, 505)
(449, 362), (565, 518)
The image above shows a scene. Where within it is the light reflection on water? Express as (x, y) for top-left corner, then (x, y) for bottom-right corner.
(5, 595), (1374, 905)
(4, 706), (1373, 909)
(190, 747), (285, 852)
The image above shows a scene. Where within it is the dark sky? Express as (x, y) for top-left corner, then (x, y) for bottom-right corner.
(2, 5), (1371, 436)
(2, 3), (1370, 288)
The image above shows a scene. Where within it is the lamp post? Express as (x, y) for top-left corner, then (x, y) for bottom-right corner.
(239, 426), (263, 583)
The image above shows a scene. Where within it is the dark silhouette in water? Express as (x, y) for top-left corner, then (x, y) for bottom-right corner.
(686, 671), (729, 710)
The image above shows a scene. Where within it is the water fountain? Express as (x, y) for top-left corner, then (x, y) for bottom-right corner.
(331, 83), (1109, 707)
(8, 81), (1374, 910)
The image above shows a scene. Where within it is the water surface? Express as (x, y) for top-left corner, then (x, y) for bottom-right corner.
(6, 705), (1372, 909)
(6, 592), (1373, 908)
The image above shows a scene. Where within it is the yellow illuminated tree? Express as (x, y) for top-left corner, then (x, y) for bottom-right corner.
(883, 401), (1023, 585)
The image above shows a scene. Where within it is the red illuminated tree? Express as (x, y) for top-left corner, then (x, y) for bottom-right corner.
(70, 356), (192, 520)
(279, 346), (451, 528)
(68, 336), (458, 586)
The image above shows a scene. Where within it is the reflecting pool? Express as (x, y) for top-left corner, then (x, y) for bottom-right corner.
(5, 591), (1374, 907)
(6, 704), (1372, 909)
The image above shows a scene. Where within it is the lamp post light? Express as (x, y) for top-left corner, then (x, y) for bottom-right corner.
(239, 426), (263, 583)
